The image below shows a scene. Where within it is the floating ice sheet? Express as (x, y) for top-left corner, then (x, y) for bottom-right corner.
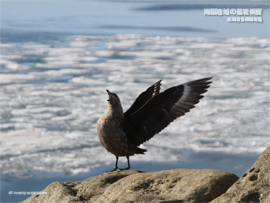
(0, 35), (269, 177)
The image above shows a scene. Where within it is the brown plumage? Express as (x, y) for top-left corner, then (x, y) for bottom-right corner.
(97, 77), (212, 171)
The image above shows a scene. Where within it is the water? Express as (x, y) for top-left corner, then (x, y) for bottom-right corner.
(1, 0), (269, 202)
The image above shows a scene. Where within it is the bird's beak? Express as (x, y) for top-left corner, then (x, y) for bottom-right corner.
(106, 89), (113, 101)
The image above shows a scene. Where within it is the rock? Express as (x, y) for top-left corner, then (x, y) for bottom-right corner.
(98, 169), (238, 203)
(22, 170), (140, 203)
(70, 169), (141, 202)
(211, 146), (270, 203)
(22, 169), (238, 203)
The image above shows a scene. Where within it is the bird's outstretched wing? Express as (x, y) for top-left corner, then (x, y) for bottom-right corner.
(123, 77), (212, 146)
(124, 80), (162, 118)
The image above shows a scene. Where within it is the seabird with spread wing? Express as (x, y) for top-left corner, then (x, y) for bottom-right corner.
(97, 77), (212, 171)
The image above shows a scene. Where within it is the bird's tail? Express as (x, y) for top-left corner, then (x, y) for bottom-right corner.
(135, 147), (147, 154)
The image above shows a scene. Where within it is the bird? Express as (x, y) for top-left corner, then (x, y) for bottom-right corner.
(97, 77), (212, 171)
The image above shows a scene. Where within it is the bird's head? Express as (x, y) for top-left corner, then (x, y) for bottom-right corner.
(106, 89), (120, 105)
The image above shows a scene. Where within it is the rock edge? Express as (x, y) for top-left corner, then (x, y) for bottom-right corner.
(22, 146), (270, 203)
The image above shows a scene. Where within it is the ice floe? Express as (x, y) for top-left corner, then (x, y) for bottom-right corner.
(0, 34), (269, 177)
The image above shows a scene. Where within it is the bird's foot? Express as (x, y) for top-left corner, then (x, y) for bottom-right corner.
(106, 167), (118, 172)
(119, 167), (130, 171)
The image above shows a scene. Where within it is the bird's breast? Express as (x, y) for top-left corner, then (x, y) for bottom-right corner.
(97, 117), (131, 156)
(97, 117), (125, 143)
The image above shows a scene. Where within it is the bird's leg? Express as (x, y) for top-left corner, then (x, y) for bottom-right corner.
(107, 156), (118, 172)
(120, 156), (131, 170)
(114, 156), (119, 170)
(127, 155), (131, 169)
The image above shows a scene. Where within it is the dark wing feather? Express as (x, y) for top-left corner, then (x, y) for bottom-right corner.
(123, 77), (212, 146)
(124, 80), (162, 118)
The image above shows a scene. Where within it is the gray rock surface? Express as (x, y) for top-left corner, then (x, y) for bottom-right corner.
(98, 169), (238, 203)
(211, 146), (270, 203)
(22, 169), (238, 203)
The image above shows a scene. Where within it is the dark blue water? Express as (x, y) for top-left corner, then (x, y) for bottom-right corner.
(1, 0), (269, 39)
